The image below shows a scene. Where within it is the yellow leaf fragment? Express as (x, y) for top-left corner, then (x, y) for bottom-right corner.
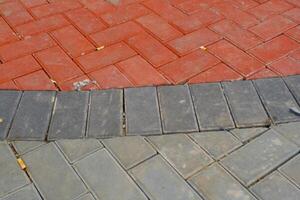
(17, 158), (26, 170)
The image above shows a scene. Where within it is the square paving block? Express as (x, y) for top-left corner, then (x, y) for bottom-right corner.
(221, 130), (299, 186)
(148, 134), (213, 178)
(1, 184), (42, 200)
(279, 154), (300, 187)
(230, 127), (268, 142)
(157, 85), (198, 133)
(8, 91), (55, 140)
(272, 122), (300, 146)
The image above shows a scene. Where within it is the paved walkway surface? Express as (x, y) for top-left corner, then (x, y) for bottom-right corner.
(0, 0), (300, 90)
(0, 122), (300, 200)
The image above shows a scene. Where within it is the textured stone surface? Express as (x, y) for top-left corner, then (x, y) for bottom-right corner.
(279, 154), (300, 187)
(251, 171), (300, 200)
(190, 83), (234, 131)
(22, 143), (87, 200)
(125, 87), (162, 135)
(149, 134), (213, 178)
(74, 149), (147, 200)
(1, 184), (42, 200)
(221, 130), (299, 186)
(48, 92), (89, 139)
(0, 91), (21, 139)
(102, 136), (156, 169)
(158, 85), (198, 133)
(129, 156), (203, 200)
(230, 127), (268, 142)
(190, 131), (242, 159)
(8, 91), (55, 140)
(87, 90), (123, 138)
(254, 78), (300, 123)
(222, 81), (269, 127)
(272, 122), (300, 146)
(189, 163), (256, 200)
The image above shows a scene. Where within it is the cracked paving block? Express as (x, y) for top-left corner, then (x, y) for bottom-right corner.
(8, 91), (55, 140)
(56, 139), (103, 163)
(251, 171), (300, 200)
(284, 75), (300, 104)
(0, 91), (21, 140)
(279, 154), (300, 187)
(272, 122), (300, 146)
(0, 142), (30, 198)
(102, 136), (156, 170)
(87, 90), (123, 138)
(12, 141), (46, 155)
(189, 163), (256, 200)
(1, 184), (42, 200)
(222, 81), (269, 127)
(190, 83), (234, 131)
(22, 143), (87, 200)
(190, 131), (242, 160)
(74, 149), (147, 200)
(129, 156), (203, 200)
(48, 92), (89, 140)
(125, 87), (162, 135)
(148, 134), (213, 178)
(75, 193), (96, 200)
(254, 78), (300, 123)
(230, 127), (268, 142)
(221, 130), (299, 186)
(157, 85), (198, 133)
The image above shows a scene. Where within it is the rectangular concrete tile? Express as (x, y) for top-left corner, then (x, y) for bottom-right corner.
(222, 81), (269, 127)
(157, 85), (198, 133)
(125, 87), (162, 135)
(0, 142), (30, 198)
(279, 154), (300, 187)
(56, 139), (103, 163)
(0, 91), (21, 140)
(129, 156), (203, 200)
(190, 83), (234, 131)
(251, 171), (300, 200)
(22, 143), (87, 200)
(190, 131), (242, 160)
(254, 78), (300, 123)
(221, 130), (299, 186)
(148, 134), (213, 179)
(284, 75), (300, 104)
(188, 163), (256, 200)
(74, 149), (147, 200)
(272, 122), (300, 146)
(230, 127), (268, 142)
(8, 91), (55, 140)
(102, 136), (156, 170)
(1, 184), (42, 200)
(48, 92), (89, 140)
(12, 141), (46, 155)
(87, 90), (123, 138)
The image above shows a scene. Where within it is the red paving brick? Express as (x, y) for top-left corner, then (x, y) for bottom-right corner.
(0, 0), (299, 91)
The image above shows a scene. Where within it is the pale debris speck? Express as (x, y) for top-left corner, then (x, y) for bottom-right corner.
(96, 46), (105, 51)
(200, 46), (207, 50)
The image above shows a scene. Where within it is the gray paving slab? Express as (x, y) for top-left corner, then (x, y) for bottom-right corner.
(75, 193), (96, 200)
(8, 91), (55, 140)
(230, 127), (268, 142)
(12, 141), (46, 155)
(48, 92), (89, 140)
(157, 85), (198, 133)
(56, 139), (103, 163)
(272, 122), (300, 146)
(87, 90), (123, 138)
(222, 81), (269, 127)
(190, 131), (242, 160)
(284, 75), (300, 104)
(129, 155), (203, 200)
(102, 136), (156, 169)
(190, 83), (234, 131)
(148, 134), (213, 179)
(251, 171), (300, 200)
(279, 154), (300, 187)
(22, 143), (87, 200)
(0, 184), (42, 200)
(0, 142), (30, 198)
(188, 163), (256, 200)
(74, 149), (147, 200)
(125, 87), (162, 135)
(254, 78), (300, 123)
(0, 91), (21, 140)
(221, 130), (299, 186)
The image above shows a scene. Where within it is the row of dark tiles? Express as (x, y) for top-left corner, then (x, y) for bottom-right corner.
(1, 76), (300, 141)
